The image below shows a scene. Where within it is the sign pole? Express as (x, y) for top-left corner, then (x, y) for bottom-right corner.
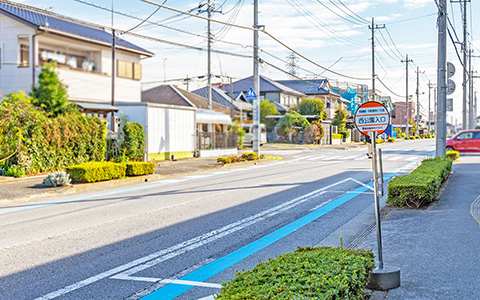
(355, 101), (400, 290)
(370, 131), (383, 270)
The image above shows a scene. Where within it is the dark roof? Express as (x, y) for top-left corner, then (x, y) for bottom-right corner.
(0, 1), (152, 56)
(142, 85), (195, 107)
(176, 87), (231, 114)
(220, 75), (306, 97)
(191, 86), (251, 111)
(277, 79), (340, 97)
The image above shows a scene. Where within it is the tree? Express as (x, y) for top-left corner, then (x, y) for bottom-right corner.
(30, 61), (70, 117)
(297, 98), (326, 116)
(260, 99), (279, 127)
(332, 109), (348, 131)
(276, 111), (310, 142)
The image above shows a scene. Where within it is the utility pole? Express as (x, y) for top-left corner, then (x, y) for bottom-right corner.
(461, 0), (469, 129)
(428, 81), (435, 134)
(369, 18), (385, 102)
(207, 0), (212, 110)
(436, 0), (447, 157)
(252, 0), (261, 154)
(162, 58), (167, 83)
(401, 54), (413, 138)
(434, 86), (437, 134)
(111, 28), (116, 131)
(468, 48), (474, 129)
(416, 67), (425, 136)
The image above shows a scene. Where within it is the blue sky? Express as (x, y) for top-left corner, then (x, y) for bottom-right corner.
(16, 0), (480, 124)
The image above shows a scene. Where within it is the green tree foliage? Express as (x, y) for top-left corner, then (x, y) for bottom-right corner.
(121, 122), (146, 161)
(332, 109), (348, 131)
(0, 91), (106, 175)
(30, 61), (70, 117)
(297, 98), (326, 116)
(276, 111), (310, 142)
(260, 99), (279, 127)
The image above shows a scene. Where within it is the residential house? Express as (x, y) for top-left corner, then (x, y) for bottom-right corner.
(191, 85), (253, 122)
(277, 79), (349, 119)
(220, 75), (306, 109)
(117, 85), (236, 160)
(0, 1), (153, 111)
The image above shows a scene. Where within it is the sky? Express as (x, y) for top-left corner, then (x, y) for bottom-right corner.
(15, 0), (480, 125)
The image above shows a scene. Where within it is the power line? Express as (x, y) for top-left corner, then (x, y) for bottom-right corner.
(384, 13), (437, 25)
(141, 0), (372, 80)
(335, 0), (368, 24)
(314, 0), (366, 26)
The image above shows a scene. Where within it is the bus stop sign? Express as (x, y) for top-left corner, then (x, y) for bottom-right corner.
(354, 101), (390, 136)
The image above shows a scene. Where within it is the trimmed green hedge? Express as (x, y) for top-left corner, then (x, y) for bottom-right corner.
(125, 162), (155, 176)
(386, 157), (452, 208)
(446, 150), (459, 161)
(66, 162), (126, 183)
(216, 246), (375, 300)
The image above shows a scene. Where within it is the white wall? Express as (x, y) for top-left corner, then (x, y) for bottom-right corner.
(115, 103), (196, 158)
(0, 16), (35, 93)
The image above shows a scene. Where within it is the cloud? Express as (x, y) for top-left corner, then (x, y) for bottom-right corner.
(403, 0), (431, 8)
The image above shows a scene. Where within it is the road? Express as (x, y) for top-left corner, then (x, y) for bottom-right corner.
(0, 139), (435, 300)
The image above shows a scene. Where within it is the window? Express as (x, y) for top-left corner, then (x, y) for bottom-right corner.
(18, 36), (29, 67)
(117, 60), (142, 80)
(457, 132), (473, 140)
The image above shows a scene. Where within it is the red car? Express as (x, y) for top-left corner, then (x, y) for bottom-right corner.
(446, 130), (480, 152)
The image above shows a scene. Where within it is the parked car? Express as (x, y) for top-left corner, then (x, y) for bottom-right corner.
(446, 130), (480, 152)
(243, 123), (267, 146)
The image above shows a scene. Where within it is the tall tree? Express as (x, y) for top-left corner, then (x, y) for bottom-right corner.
(260, 99), (279, 127)
(30, 61), (69, 117)
(332, 109), (348, 131)
(276, 111), (310, 142)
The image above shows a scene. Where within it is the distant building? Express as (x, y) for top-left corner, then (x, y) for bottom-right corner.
(391, 101), (415, 128)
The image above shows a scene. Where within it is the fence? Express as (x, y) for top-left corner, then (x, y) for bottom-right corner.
(197, 131), (237, 150)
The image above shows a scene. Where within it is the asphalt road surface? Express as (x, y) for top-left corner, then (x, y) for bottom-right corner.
(0, 139), (435, 300)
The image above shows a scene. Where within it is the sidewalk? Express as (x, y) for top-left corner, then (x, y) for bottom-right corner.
(0, 142), (369, 204)
(358, 154), (480, 299)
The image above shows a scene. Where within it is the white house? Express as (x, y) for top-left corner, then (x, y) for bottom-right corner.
(0, 1), (153, 106)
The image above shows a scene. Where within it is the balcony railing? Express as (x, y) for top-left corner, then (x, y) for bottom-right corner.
(197, 131), (237, 150)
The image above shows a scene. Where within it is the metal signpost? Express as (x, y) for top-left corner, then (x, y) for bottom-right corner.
(354, 101), (400, 290)
(246, 87), (260, 154)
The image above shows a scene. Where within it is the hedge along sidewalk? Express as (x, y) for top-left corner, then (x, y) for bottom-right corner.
(215, 246), (375, 300)
(66, 161), (155, 183)
(386, 157), (453, 208)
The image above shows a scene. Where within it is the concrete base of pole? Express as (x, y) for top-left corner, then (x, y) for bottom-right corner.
(367, 267), (401, 291)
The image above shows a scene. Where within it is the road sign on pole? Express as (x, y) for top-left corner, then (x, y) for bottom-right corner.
(354, 101), (391, 136)
(245, 86), (257, 101)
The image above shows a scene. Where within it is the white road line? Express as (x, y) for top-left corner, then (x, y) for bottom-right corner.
(35, 178), (353, 300)
(321, 155), (341, 160)
(387, 156), (402, 161)
(197, 296), (215, 300)
(349, 178), (375, 191)
(111, 275), (222, 289)
(305, 156), (324, 161)
(405, 156), (418, 161)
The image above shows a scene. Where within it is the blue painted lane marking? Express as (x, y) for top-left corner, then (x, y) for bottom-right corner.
(141, 161), (418, 300)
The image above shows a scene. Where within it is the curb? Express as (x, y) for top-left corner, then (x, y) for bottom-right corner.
(66, 174), (161, 194)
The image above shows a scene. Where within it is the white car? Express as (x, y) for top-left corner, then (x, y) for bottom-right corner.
(243, 124), (267, 146)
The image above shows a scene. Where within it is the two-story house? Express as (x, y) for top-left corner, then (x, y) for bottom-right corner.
(0, 1), (153, 109)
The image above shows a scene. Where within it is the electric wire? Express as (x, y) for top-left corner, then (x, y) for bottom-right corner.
(141, 0), (372, 80)
(335, 0), (368, 24)
(124, 1), (165, 33)
(314, 0), (366, 26)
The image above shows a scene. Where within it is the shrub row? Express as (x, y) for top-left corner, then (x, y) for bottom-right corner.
(217, 152), (265, 164)
(332, 133), (343, 139)
(446, 150), (459, 161)
(386, 157), (452, 208)
(66, 161), (155, 183)
(216, 246), (375, 300)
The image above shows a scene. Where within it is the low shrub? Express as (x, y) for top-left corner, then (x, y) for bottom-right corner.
(125, 162), (155, 176)
(375, 138), (384, 144)
(415, 136), (420, 139)
(420, 134), (425, 139)
(387, 157), (452, 208)
(338, 130), (350, 139)
(66, 162), (126, 183)
(42, 171), (71, 187)
(217, 157), (232, 164)
(446, 150), (459, 161)
(409, 136), (415, 140)
(216, 246), (375, 300)
(400, 132), (406, 138)
(426, 133), (432, 138)
(3, 165), (25, 178)
(242, 152), (265, 161)
(332, 133), (343, 139)
(388, 137), (396, 142)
